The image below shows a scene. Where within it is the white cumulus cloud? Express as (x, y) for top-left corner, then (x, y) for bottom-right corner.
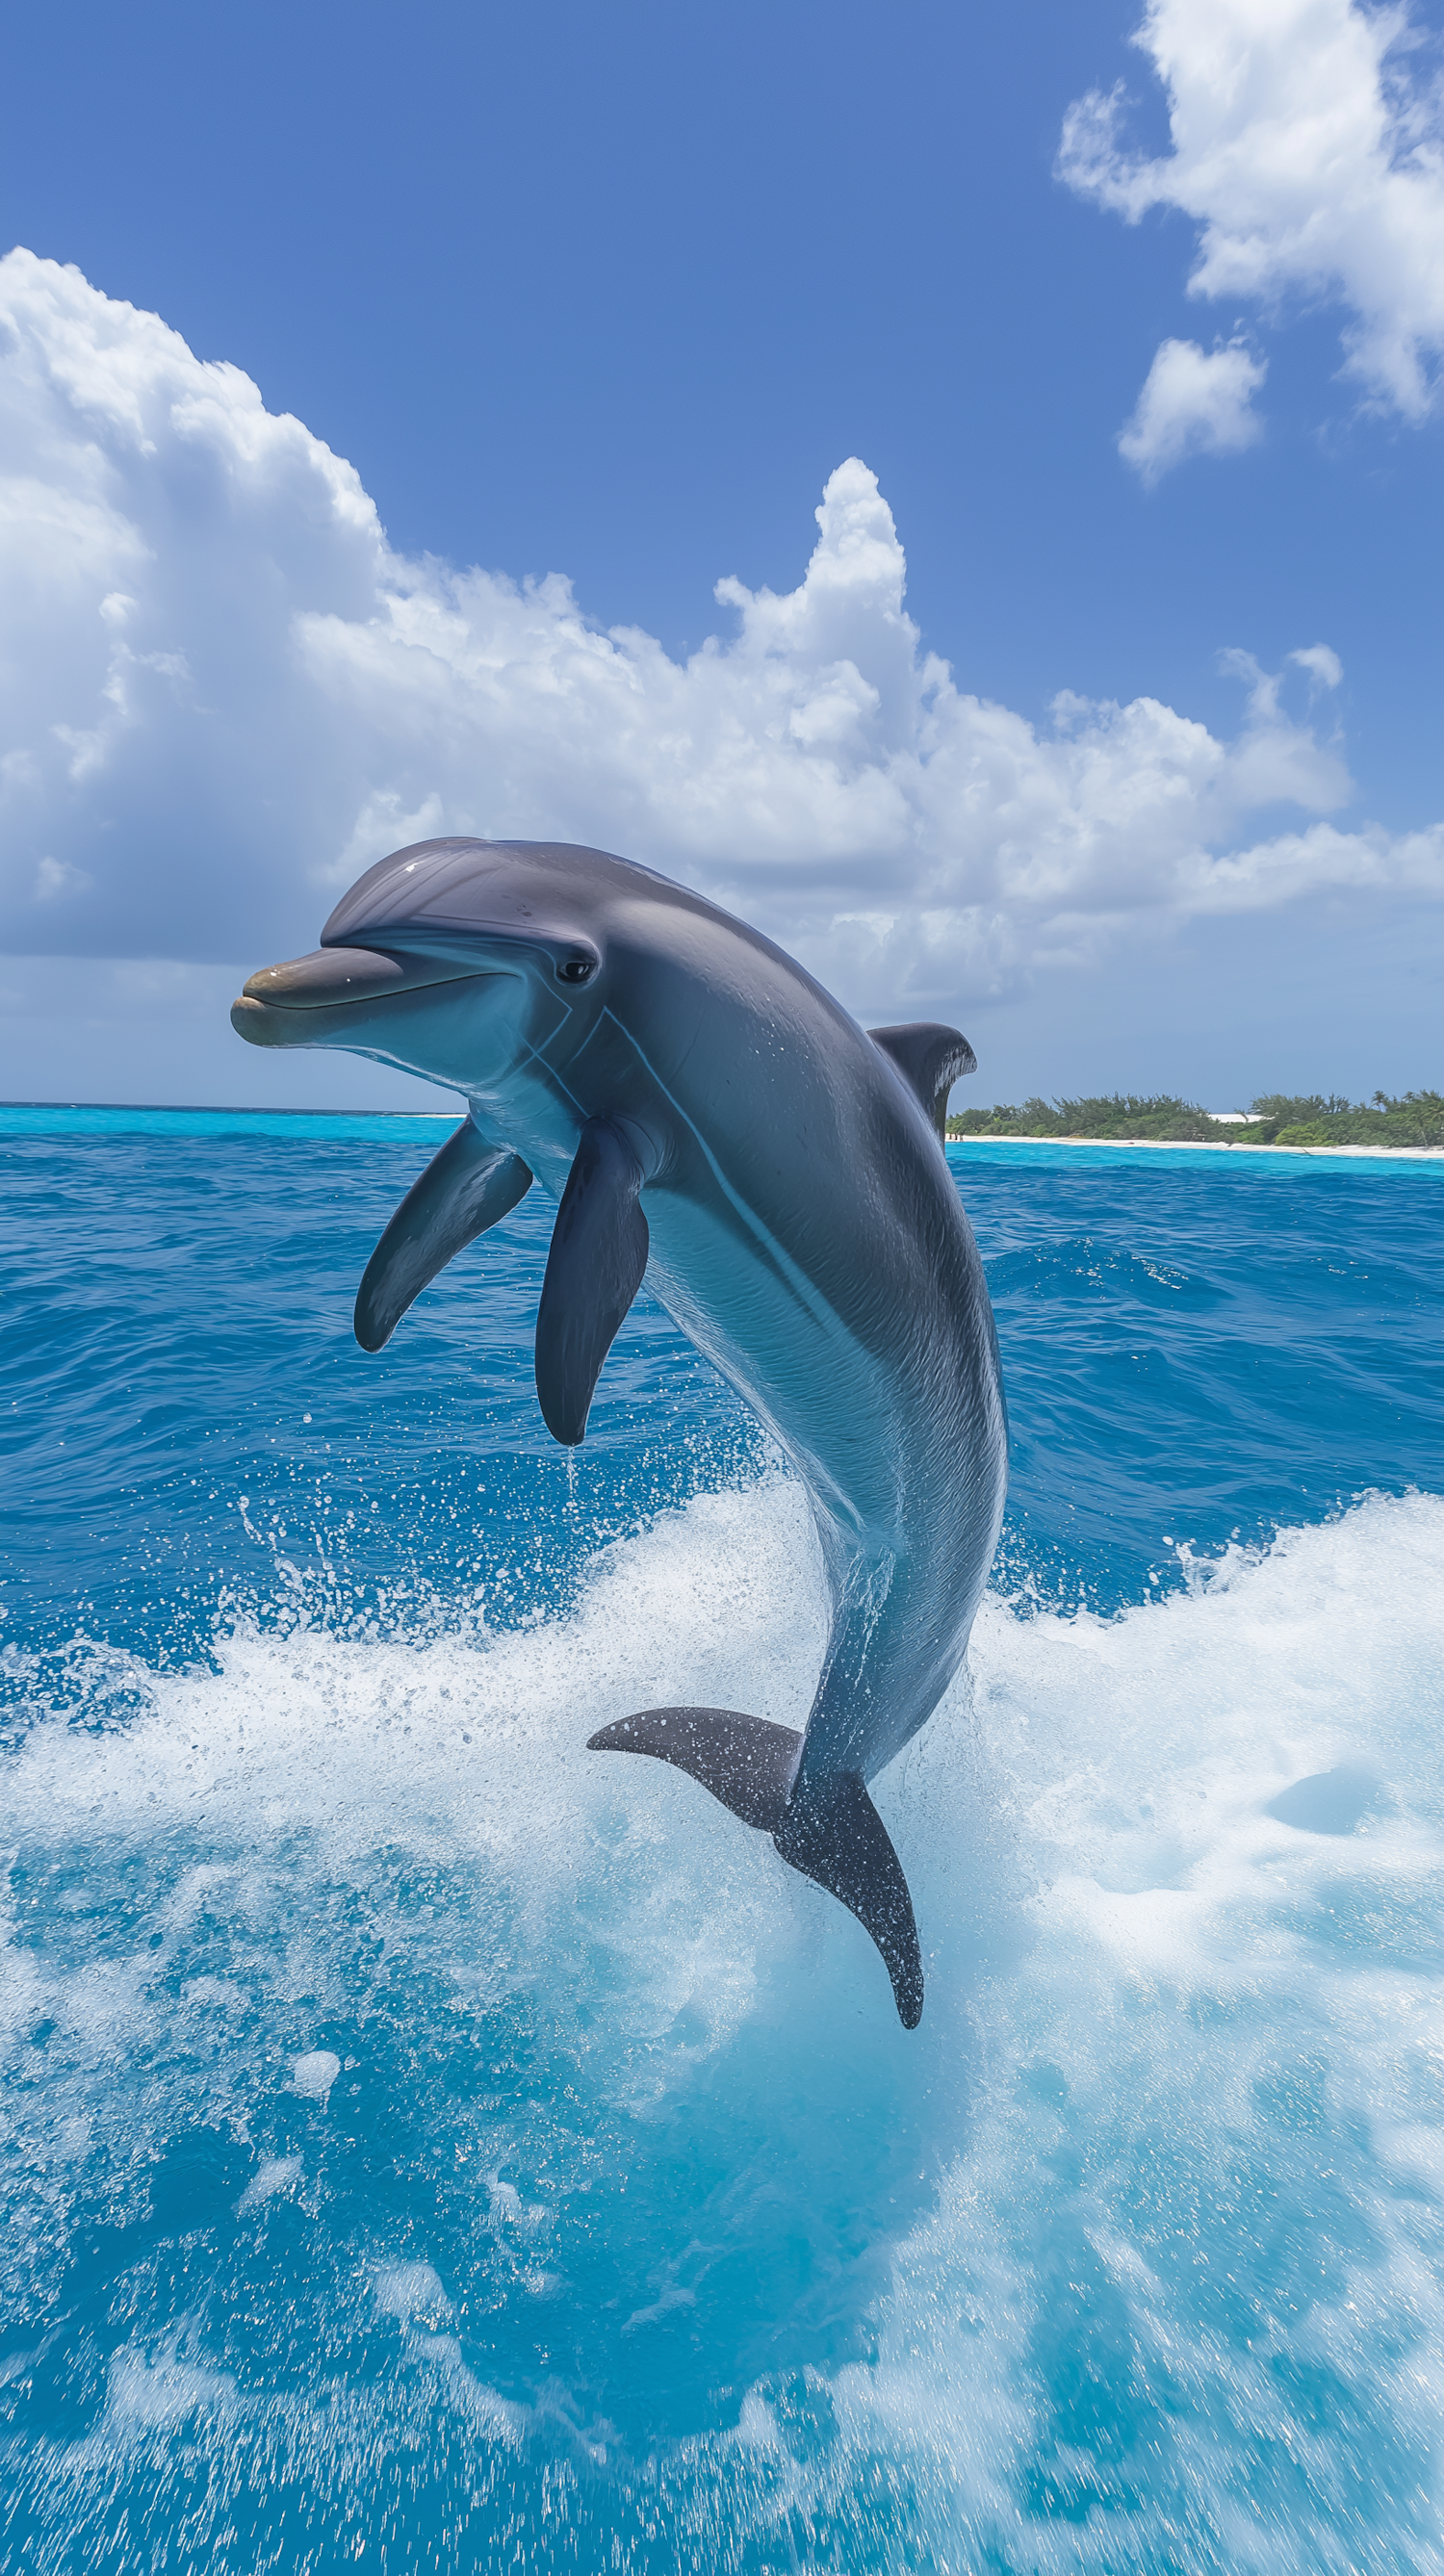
(0, 247), (1439, 1031)
(1061, 0), (1444, 439)
(1118, 338), (1267, 483)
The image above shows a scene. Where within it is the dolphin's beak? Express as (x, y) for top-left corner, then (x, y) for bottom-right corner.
(231, 945), (491, 1047)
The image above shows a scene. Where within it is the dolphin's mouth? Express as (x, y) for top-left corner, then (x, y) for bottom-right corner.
(231, 945), (496, 1044)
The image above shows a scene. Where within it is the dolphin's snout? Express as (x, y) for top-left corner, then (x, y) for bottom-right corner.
(241, 947), (416, 1009)
(232, 946), (416, 1048)
(230, 994), (270, 1042)
(231, 944), (499, 1046)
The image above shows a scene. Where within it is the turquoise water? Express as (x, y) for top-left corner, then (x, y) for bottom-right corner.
(1, 1109), (1441, 2571)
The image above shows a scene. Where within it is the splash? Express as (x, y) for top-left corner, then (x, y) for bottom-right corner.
(3, 1482), (1442, 2570)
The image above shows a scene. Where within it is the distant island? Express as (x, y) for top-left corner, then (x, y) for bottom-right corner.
(945, 1090), (1444, 1150)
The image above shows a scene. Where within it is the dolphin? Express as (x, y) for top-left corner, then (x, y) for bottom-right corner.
(232, 838), (1008, 2025)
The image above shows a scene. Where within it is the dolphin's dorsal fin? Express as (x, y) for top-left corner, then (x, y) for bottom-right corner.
(868, 1023), (977, 1140)
(588, 1707), (924, 2027)
(355, 1121), (532, 1352)
(534, 1117), (649, 1445)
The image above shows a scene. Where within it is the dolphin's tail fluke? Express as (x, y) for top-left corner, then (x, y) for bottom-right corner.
(586, 1708), (924, 2028)
(772, 1771), (924, 2030)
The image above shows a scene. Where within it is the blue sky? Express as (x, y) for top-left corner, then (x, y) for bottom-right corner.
(1, 0), (1440, 1109)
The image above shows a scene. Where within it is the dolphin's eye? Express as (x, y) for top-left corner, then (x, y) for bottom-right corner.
(555, 958), (596, 985)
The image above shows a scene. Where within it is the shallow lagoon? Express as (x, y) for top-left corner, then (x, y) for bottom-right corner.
(2, 1111), (1441, 2571)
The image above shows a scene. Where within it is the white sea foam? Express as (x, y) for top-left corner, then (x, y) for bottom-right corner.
(291, 2049), (341, 2100)
(2, 1482), (1442, 2565)
(237, 2153), (302, 2211)
(104, 2346), (239, 2434)
(373, 2260), (451, 2323)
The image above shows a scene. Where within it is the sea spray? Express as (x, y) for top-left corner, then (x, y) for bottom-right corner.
(3, 1488), (1443, 2569)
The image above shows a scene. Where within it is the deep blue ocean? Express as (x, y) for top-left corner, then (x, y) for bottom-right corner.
(2, 1107), (1441, 2574)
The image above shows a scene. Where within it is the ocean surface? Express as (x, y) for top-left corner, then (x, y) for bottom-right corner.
(2, 1106), (1441, 2574)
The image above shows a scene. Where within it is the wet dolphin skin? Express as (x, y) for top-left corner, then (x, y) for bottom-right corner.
(233, 837), (1008, 2023)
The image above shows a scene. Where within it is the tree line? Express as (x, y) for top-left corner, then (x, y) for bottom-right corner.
(944, 1091), (1444, 1148)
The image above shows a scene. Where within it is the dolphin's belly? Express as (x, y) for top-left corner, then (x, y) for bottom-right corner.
(640, 1173), (1003, 1584)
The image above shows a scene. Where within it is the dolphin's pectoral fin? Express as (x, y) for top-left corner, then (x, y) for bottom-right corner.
(868, 1022), (977, 1141)
(535, 1117), (649, 1446)
(587, 1710), (924, 2028)
(587, 1706), (800, 1831)
(355, 1121), (532, 1352)
(776, 1773), (924, 2029)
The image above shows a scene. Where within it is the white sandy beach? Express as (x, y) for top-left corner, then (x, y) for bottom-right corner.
(948, 1135), (1444, 1161)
